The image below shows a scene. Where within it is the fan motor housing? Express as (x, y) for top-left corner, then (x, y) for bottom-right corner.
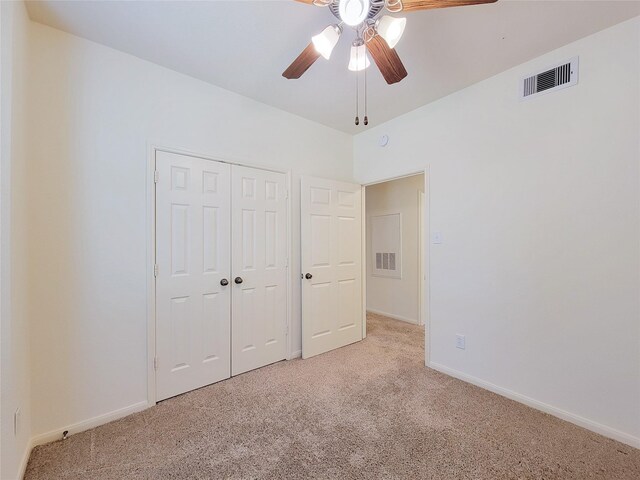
(329, 0), (385, 24)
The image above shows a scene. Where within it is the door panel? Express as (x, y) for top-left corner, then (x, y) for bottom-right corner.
(231, 165), (287, 375)
(156, 151), (231, 401)
(302, 176), (363, 358)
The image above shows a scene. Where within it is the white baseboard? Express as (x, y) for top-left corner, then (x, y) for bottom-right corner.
(428, 362), (640, 449)
(367, 308), (418, 325)
(18, 439), (33, 480)
(30, 400), (151, 449)
(289, 349), (302, 359)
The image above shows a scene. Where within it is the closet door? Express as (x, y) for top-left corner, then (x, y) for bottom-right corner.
(231, 165), (288, 375)
(156, 151), (231, 401)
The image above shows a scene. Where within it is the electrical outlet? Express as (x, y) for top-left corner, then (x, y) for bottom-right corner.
(455, 334), (466, 350)
(14, 408), (21, 436)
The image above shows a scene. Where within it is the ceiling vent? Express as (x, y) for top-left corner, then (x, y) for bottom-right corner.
(520, 57), (578, 100)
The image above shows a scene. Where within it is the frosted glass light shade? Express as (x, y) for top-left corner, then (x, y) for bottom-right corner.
(376, 15), (406, 49)
(312, 25), (341, 60)
(348, 43), (370, 71)
(339, 0), (371, 27)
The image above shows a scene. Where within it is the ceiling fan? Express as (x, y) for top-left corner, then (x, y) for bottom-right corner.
(283, 0), (498, 85)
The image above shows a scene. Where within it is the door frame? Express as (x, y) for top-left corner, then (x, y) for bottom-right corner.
(146, 143), (293, 406)
(362, 168), (430, 366)
(418, 190), (425, 327)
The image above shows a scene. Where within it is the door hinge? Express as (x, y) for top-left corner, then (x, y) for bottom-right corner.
(154, 357), (158, 370)
(154, 170), (159, 183)
(154, 264), (159, 277)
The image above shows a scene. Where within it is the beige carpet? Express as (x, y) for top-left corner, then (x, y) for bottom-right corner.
(26, 313), (640, 479)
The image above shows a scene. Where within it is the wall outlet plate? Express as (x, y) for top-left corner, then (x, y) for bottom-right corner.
(455, 334), (466, 350)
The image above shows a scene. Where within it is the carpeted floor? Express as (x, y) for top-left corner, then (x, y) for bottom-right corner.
(25, 313), (640, 479)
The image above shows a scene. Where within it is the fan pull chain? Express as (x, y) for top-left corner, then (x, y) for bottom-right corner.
(355, 45), (360, 126)
(364, 52), (368, 126)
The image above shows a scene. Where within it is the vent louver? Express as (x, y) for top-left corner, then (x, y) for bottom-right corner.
(521, 57), (578, 100)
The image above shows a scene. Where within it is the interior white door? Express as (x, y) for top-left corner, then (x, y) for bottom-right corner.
(231, 165), (288, 375)
(301, 176), (363, 359)
(155, 151), (231, 401)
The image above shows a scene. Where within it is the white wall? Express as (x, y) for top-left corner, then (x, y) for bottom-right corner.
(354, 17), (640, 445)
(25, 21), (353, 442)
(366, 175), (424, 324)
(1, 1), (32, 478)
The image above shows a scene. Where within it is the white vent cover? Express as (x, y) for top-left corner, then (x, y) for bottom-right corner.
(520, 57), (578, 100)
(375, 252), (397, 271)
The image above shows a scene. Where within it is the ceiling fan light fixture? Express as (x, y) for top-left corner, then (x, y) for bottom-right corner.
(338, 0), (371, 27)
(312, 25), (341, 60)
(376, 15), (406, 49)
(348, 42), (370, 71)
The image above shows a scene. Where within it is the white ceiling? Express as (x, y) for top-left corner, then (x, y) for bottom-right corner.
(26, 0), (640, 134)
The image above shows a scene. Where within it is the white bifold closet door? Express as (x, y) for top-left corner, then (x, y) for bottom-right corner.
(231, 165), (288, 376)
(155, 152), (287, 401)
(301, 176), (363, 359)
(155, 151), (232, 401)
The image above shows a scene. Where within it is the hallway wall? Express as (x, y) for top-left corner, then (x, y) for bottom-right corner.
(366, 175), (424, 324)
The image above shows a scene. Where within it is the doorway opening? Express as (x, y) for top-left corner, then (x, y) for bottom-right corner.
(364, 173), (426, 359)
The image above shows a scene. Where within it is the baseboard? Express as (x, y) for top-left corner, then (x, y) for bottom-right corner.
(18, 439), (33, 480)
(428, 362), (640, 449)
(30, 400), (151, 448)
(289, 349), (302, 359)
(367, 308), (418, 325)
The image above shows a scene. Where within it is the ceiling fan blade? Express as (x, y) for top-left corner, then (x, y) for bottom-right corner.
(283, 43), (321, 79)
(387, 0), (497, 13)
(294, 0), (333, 5)
(366, 35), (408, 85)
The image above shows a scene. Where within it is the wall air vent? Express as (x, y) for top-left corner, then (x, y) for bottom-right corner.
(520, 57), (578, 100)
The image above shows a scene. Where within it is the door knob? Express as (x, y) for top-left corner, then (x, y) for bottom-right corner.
(305, 273), (313, 279)
(220, 278), (229, 286)
(234, 277), (243, 284)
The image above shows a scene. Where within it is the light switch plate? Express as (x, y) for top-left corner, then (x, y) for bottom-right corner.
(432, 232), (443, 244)
(455, 334), (465, 350)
